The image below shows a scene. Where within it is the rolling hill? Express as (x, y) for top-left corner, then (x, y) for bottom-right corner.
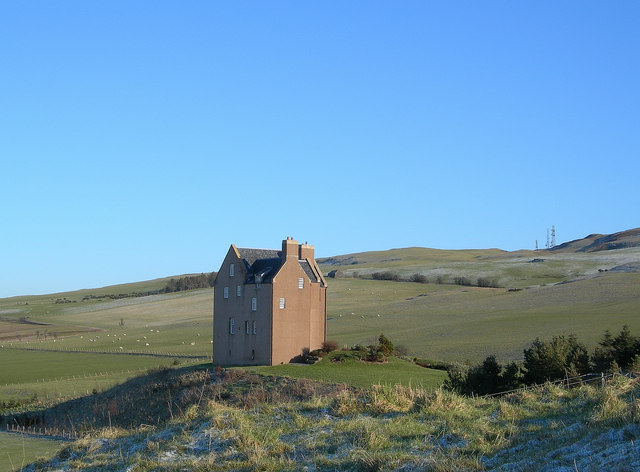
(550, 227), (640, 253)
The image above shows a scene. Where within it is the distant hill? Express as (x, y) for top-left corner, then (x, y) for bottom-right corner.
(550, 227), (640, 253)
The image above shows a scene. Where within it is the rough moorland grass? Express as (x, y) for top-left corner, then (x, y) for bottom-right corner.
(0, 432), (64, 472)
(243, 355), (447, 389)
(319, 246), (640, 288)
(28, 373), (640, 471)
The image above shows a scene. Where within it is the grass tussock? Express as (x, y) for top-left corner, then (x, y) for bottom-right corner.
(19, 369), (640, 471)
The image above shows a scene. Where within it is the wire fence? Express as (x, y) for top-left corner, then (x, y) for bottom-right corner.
(4, 422), (77, 441)
(482, 371), (627, 399)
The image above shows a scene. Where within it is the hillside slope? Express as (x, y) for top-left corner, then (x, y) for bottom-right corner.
(551, 227), (640, 253)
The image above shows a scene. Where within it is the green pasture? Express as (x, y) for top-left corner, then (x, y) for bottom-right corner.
(243, 355), (447, 389)
(0, 289), (213, 356)
(0, 246), (639, 396)
(0, 349), (203, 402)
(324, 273), (640, 363)
(0, 432), (64, 472)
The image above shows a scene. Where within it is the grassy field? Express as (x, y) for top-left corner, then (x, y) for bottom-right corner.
(0, 245), (638, 404)
(0, 432), (64, 472)
(0, 284), (213, 404)
(0, 349), (204, 402)
(0, 289), (213, 356)
(319, 245), (640, 288)
(324, 272), (640, 362)
(243, 355), (447, 388)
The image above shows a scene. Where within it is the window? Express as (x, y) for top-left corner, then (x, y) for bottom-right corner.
(230, 263), (234, 277)
(223, 287), (229, 299)
(298, 277), (304, 289)
(279, 297), (285, 309)
(245, 321), (250, 335)
(229, 317), (235, 334)
(237, 285), (242, 297)
(253, 320), (257, 335)
(251, 297), (257, 311)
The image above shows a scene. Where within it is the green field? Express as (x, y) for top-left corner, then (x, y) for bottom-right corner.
(0, 432), (64, 472)
(0, 245), (639, 405)
(0, 283), (214, 405)
(324, 272), (640, 362)
(0, 288), (213, 356)
(244, 355), (447, 388)
(0, 349), (202, 402)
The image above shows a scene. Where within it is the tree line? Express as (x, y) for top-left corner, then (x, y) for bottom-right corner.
(364, 271), (500, 288)
(163, 272), (217, 293)
(445, 325), (640, 396)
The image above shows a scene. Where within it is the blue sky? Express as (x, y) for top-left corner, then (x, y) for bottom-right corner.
(1, 1), (638, 297)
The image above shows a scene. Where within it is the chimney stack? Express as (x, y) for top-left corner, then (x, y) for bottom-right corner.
(299, 242), (314, 261)
(282, 237), (299, 260)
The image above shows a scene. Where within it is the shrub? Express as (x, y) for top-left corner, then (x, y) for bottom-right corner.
(322, 340), (339, 353)
(366, 346), (385, 363)
(445, 357), (524, 395)
(352, 345), (368, 360)
(524, 334), (589, 384)
(372, 271), (399, 281)
(477, 277), (500, 288)
(413, 358), (452, 371)
(295, 348), (320, 364)
(453, 276), (472, 286)
(410, 273), (428, 283)
(378, 333), (394, 357)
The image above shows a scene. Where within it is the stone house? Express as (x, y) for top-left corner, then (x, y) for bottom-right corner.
(213, 238), (327, 365)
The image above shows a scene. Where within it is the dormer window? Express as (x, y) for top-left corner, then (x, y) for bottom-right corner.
(230, 264), (235, 277)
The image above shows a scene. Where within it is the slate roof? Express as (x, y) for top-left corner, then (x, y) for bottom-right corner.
(236, 247), (322, 285)
(299, 260), (320, 283)
(237, 248), (281, 267)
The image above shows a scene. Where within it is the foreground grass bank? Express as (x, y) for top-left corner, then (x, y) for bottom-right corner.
(22, 368), (640, 471)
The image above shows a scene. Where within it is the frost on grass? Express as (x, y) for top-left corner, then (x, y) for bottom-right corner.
(21, 370), (640, 471)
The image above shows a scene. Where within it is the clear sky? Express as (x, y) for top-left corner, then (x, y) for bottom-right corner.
(1, 1), (638, 298)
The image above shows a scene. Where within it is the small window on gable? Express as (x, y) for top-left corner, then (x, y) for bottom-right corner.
(298, 277), (304, 289)
(229, 317), (235, 335)
(279, 297), (285, 309)
(251, 297), (257, 311)
(230, 263), (234, 277)
(223, 287), (229, 299)
(245, 320), (250, 335)
(253, 320), (257, 335)
(237, 285), (242, 297)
